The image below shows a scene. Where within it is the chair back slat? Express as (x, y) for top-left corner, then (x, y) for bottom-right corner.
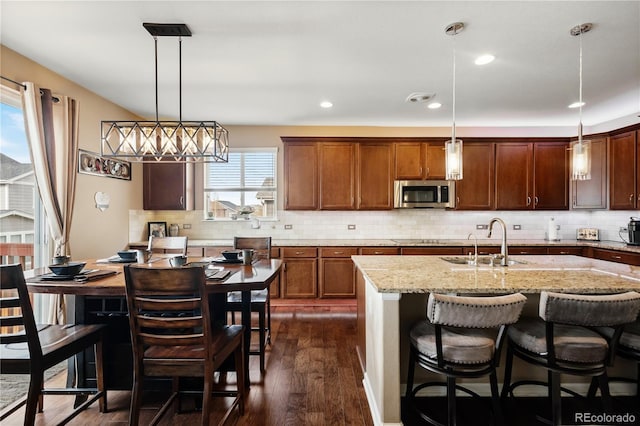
(0, 296), (21, 309)
(148, 236), (188, 255)
(234, 237), (271, 260)
(124, 265), (210, 351)
(0, 264), (43, 359)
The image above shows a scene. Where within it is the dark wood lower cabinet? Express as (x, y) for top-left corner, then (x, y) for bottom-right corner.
(319, 247), (358, 298)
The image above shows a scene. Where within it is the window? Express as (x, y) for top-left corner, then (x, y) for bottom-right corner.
(204, 148), (277, 220)
(0, 85), (46, 270)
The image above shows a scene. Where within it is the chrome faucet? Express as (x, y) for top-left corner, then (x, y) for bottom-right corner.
(488, 217), (509, 266)
(467, 233), (478, 265)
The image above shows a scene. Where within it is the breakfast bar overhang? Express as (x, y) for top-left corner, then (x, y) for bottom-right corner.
(352, 255), (640, 426)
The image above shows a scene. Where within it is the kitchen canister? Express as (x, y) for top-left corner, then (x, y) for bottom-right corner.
(169, 223), (179, 237)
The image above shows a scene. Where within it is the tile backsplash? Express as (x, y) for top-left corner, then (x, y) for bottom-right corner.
(129, 209), (638, 244)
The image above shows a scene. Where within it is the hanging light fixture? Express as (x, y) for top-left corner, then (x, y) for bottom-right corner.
(570, 23), (593, 180)
(445, 22), (464, 180)
(101, 23), (229, 163)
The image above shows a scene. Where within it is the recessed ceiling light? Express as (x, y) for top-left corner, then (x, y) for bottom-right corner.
(427, 102), (442, 109)
(406, 92), (435, 103)
(320, 101), (333, 108)
(475, 54), (495, 65)
(568, 101), (586, 109)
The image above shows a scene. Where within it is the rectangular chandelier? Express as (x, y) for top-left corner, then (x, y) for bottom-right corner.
(101, 120), (229, 162)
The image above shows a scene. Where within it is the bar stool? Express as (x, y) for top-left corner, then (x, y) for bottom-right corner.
(406, 292), (527, 426)
(501, 291), (640, 426)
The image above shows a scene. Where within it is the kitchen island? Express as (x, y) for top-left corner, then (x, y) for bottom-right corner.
(351, 254), (640, 425)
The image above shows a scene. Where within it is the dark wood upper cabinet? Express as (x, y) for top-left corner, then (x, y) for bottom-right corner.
(609, 130), (638, 210)
(283, 141), (319, 210)
(357, 143), (394, 209)
(455, 142), (495, 210)
(572, 137), (607, 209)
(533, 141), (569, 209)
(319, 142), (356, 210)
(495, 142), (533, 209)
(143, 162), (193, 210)
(394, 141), (445, 180)
(495, 141), (568, 210)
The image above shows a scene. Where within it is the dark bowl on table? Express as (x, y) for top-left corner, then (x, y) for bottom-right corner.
(221, 250), (240, 260)
(48, 261), (86, 276)
(117, 250), (138, 261)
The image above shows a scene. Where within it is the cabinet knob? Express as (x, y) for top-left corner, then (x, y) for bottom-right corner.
(534, 196), (539, 205)
(374, 251), (383, 255)
(630, 194), (634, 204)
(612, 255), (622, 260)
(179, 196), (184, 207)
(334, 251), (344, 255)
(295, 251), (304, 255)
(526, 196), (531, 206)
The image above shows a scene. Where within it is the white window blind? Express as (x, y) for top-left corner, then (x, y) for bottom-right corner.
(204, 148), (277, 219)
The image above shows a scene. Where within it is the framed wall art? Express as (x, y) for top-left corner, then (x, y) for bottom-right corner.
(148, 221), (167, 238)
(78, 149), (131, 180)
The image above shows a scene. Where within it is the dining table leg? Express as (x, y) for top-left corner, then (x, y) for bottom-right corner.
(241, 290), (251, 389)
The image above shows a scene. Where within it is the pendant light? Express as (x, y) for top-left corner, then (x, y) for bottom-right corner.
(101, 23), (229, 163)
(570, 23), (592, 180)
(445, 22), (464, 180)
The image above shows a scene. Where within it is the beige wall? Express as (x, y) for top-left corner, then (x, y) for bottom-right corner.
(1, 45), (142, 259)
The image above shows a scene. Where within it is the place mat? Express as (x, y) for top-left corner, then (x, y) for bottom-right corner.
(28, 269), (118, 283)
(96, 255), (137, 264)
(211, 257), (243, 264)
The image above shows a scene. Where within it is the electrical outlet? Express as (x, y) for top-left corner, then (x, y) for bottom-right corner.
(284, 224), (293, 230)
(513, 224), (521, 230)
(182, 223), (191, 229)
(348, 224), (356, 230)
(476, 224), (488, 230)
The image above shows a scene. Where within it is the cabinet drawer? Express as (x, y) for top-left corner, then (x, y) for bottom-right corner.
(320, 247), (359, 258)
(281, 247), (317, 258)
(359, 247), (400, 255)
(509, 246), (547, 255)
(475, 246), (501, 255)
(401, 247), (463, 255)
(591, 248), (640, 266)
(548, 246), (583, 256)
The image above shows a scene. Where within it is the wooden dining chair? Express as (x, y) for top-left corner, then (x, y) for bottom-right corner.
(0, 263), (107, 425)
(226, 237), (272, 373)
(124, 264), (245, 426)
(147, 235), (188, 255)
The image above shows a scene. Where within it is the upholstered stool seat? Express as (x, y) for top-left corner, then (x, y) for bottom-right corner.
(406, 292), (526, 426)
(502, 291), (640, 426)
(508, 317), (609, 363)
(410, 322), (497, 365)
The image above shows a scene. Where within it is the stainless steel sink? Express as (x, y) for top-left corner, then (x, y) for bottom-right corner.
(440, 256), (526, 266)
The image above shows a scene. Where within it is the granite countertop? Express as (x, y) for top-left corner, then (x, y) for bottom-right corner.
(130, 238), (640, 254)
(351, 254), (640, 294)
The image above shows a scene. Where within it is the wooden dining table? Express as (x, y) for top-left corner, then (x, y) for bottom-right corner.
(25, 255), (283, 390)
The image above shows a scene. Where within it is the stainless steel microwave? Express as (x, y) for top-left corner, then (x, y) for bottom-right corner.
(393, 180), (456, 209)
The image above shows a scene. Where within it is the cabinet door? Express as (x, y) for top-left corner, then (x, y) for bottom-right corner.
(357, 143), (393, 209)
(143, 162), (188, 210)
(610, 131), (637, 210)
(319, 258), (356, 297)
(456, 142), (495, 210)
(424, 142), (446, 179)
(282, 259), (317, 298)
(572, 137), (607, 209)
(319, 143), (356, 210)
(533, 142), (569, 210)
(495, 143), (533, 210)
(284, 142), (318, 210)
(394, 142), (424, 179)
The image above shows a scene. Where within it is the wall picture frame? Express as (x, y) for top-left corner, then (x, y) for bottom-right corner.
(148, 221), (167, 238)
(78, 149), (131, 180)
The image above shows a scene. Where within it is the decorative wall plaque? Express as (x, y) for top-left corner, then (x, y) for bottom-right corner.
(78, 149), (131, 180)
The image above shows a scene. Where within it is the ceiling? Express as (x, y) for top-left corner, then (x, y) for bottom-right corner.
(1, 1), (639, 129)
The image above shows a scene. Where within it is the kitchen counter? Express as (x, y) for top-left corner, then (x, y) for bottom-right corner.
(130, 238), (640, 253)
(352, 254), (640, 294)
(353, 255), (640, 425)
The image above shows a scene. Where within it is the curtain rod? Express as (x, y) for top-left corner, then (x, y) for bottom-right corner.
(1, 75), (27, 89)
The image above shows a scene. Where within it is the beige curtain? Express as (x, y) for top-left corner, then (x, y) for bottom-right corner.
(21, 82), (79, 324)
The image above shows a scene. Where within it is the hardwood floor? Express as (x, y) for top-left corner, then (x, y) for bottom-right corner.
(1, 302), (373, 426)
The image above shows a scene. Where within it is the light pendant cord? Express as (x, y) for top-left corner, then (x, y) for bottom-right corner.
(154, 36), (159, 122)
(578, 28), (583, 145)
(452, 34), (456, 142)
(179, 36), (183, 122)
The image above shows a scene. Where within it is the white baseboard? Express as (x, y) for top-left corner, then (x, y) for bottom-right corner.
(362, 373), (403, 426)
